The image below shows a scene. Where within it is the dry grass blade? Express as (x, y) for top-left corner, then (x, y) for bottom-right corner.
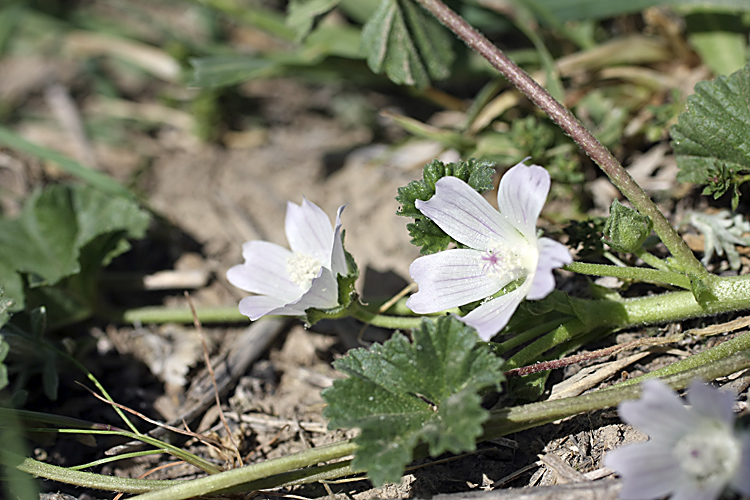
(185, 291), (244, 468)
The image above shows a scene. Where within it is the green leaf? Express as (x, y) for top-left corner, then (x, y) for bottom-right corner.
(672, 62), (750, 195)
(322, 316), (504, 485)
(0, 186), (79, 295)
(0, 184), (150, 320)
(361, 0), (454, 88)
(189, 25), (363, 88)
(0, 126), (133, 199)
(287, 0), (342, 41)
(0, 290), (12, 330)
(382, 111), (475, 152)
(396, 158), (495, 254)
(532, 0), (750, 22)
(0, 338), (7, 391)
(0, 264), (23, 314)
(686, 12), (748, 77)
(190, 55), (279, 87)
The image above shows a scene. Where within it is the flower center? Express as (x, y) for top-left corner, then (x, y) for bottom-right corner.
(286, 252), (322, 291)
(673, 424), (740, 486)
(480, 241), (534, 281)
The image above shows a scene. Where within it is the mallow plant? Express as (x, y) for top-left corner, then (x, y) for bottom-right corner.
(7, 0), (750, 498)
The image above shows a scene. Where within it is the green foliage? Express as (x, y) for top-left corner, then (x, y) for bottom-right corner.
(1, 308), (62, 402)
(0, 184), (150, 327)
(672, 62), (750, 210)
(396, 159), (495, 254)
(287, 0), (342, 41)
(603, 200), (652, 253)
(474, 116), (583, 186)
(322, 316), (505, 485)
(564, 218), (606, 260)
(190, 25), (363, 87)
(0, 126), (133, 200)
(685, 12), (748, 77)
(532, 0), (750, 22)
(0, 400), (39, 500)
(361, 0), (454, 88)
(0, 336), (8, 391)
(304, 234), (360, 325)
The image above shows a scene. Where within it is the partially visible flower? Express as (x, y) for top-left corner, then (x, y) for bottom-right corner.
(604, 379), (750, 500)
(227, 199), (347, 320)
(405, 161), (572, 341)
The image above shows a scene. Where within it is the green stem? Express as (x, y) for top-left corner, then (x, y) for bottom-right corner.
(494, 318), (564, 355)
(506, 274), (750, 369)
(12, 456), (174, 494)
(129, 441), (358, 500)
(413, 0), (706, 276)
(349, 301), (429, 330)
(564, 261), (691, 289)
(483, 349), (750, 439)
(504, 319), (587, 370)
(119, 305), (248, 324)
(634, 248), (671, 272)
(614, 331), (750, 387)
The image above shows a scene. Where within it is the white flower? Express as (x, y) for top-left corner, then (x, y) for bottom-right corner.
(227, 199), (348, 320)
(604, 379), (750, 500)
(405, 161), (572, 341)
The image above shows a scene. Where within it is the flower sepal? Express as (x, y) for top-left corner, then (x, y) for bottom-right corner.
(602, 199), (652, 253)
(304, 240), (360, 326)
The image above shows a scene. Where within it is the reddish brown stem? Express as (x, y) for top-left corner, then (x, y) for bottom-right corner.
(504, 334), (681, 378)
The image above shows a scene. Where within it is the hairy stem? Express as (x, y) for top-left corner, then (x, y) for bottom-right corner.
(505, 274), (750, 369)
(349, 301), (429, 330)
(484, 349), (750, 438)
(119, 305), (248, 324)
(413, 0), (705, 276)
(565, 261), (691, 289)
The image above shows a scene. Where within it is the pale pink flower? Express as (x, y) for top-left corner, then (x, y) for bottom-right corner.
(406, 161), (571, 341)
(604, 379), (750, 500)
(227, 199), (347, 320)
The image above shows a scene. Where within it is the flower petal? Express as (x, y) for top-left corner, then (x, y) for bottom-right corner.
(730, 432), (750, 495)
(416, 176), (523, 250)
(460, 285), (526, 341)
(329, 205), (348, 277)
(526, 237), (572, 300)
(291, 267), (340, 311)
(687, 379), (736, 426)
(285, 198), (334, 265)
(406, 249), (510, 313)
(670, 480), (725, 500)
(226, 241), (301, 301)
(497, 161), (550, 239)
(238, 294), (305, 320)
(619, 380), (697, 439)
(604, 441), (683, 500)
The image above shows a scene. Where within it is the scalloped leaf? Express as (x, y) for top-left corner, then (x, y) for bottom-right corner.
(361, 0), (454, 88)
(672, 62), (750, 203)
(322, 316), (504, 485)
(396, 159), (496, 254)
(0, 184), (150, 322)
